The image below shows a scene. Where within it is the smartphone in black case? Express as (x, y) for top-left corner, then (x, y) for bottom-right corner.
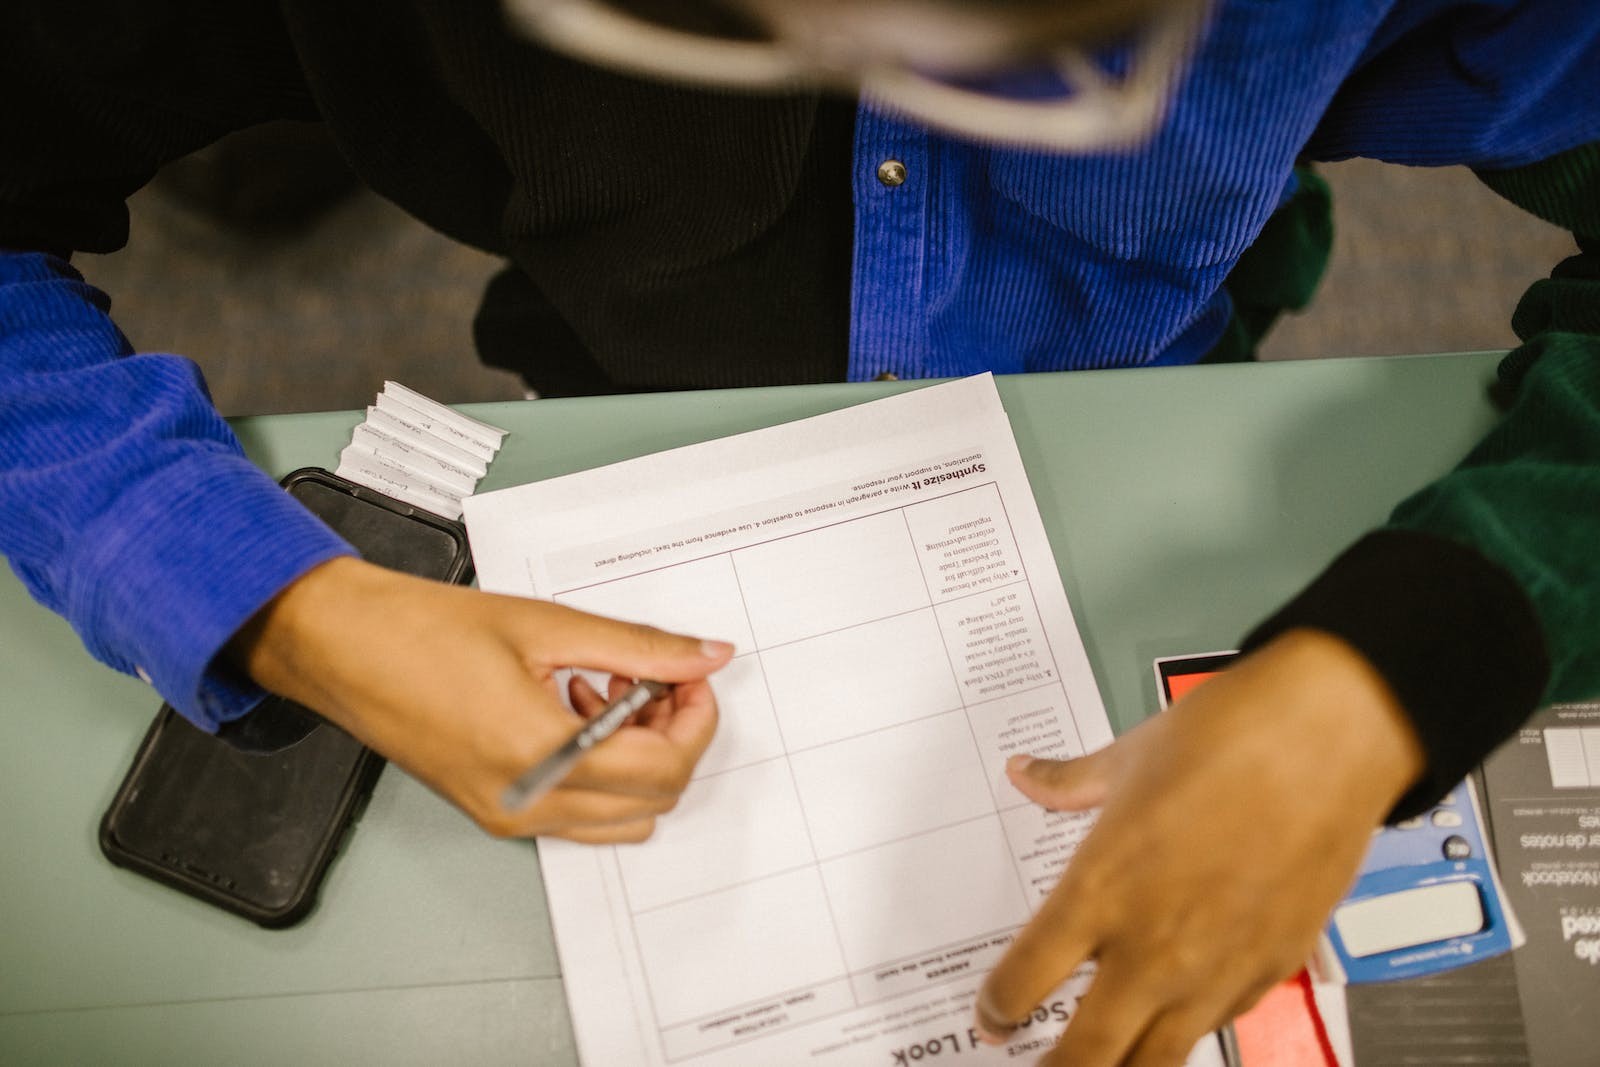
(99, 468), (473, 927)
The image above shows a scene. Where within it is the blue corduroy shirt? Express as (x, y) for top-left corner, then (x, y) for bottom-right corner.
(2, 0), (1597, 731)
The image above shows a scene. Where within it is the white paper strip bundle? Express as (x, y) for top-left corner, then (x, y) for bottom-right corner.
(335, 381), (508, 520)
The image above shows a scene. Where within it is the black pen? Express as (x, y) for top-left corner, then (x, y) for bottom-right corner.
(501, 680), (670, 812)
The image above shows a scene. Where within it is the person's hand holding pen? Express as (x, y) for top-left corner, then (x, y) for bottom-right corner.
(227, 556), (734, 841)
(974, 629), (1427, 1066)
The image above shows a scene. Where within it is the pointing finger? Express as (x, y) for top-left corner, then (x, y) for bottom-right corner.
(977, 876), (1099, 1043)
(1038, 955), (1160, 1067)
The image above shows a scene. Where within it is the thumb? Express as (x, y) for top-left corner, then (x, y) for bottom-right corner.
(521, 600), (736, 683)
(1006, 745), (1120, 811)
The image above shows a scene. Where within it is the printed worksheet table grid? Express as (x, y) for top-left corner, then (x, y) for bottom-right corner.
(555, 484), (1092, 1060)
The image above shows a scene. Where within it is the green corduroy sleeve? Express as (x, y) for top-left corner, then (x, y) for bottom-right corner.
(1243, 144), (1600, 816)
(1404, 145), (1600, 707)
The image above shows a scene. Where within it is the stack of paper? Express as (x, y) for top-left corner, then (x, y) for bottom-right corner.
(335, 381), (507, 519)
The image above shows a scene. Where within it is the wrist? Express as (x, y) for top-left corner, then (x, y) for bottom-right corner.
(225, 554), (372, 715)
(1250, 628), (1427, 817)
(1241, 529), (1547, 816)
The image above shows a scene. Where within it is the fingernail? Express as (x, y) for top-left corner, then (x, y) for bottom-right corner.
(1006, 754), (1034, 774)
(974, 992), (1015, 1046)
(701, 639), (735, 659)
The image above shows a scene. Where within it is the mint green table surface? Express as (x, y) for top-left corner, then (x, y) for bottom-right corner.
(0, 353), (1504, 1064)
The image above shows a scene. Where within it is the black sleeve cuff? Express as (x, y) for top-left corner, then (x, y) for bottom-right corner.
(1240, 529), (1549, 820)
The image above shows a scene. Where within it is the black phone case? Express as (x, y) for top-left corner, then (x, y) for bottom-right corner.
(99, 468), (474, 927)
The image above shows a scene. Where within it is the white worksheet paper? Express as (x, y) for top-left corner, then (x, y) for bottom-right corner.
(465, 375), (1219, 1066)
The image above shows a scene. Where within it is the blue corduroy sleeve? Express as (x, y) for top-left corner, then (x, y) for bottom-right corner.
(0, 250), (354, 729)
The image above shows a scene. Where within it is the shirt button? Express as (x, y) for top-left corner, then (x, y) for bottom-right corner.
(874, 372), (899, 381)
(876, 160), (908, 187)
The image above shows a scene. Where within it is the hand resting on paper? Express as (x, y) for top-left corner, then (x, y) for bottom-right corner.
(227, 556), (733, 841)
(974, 629), (1427, 1066)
